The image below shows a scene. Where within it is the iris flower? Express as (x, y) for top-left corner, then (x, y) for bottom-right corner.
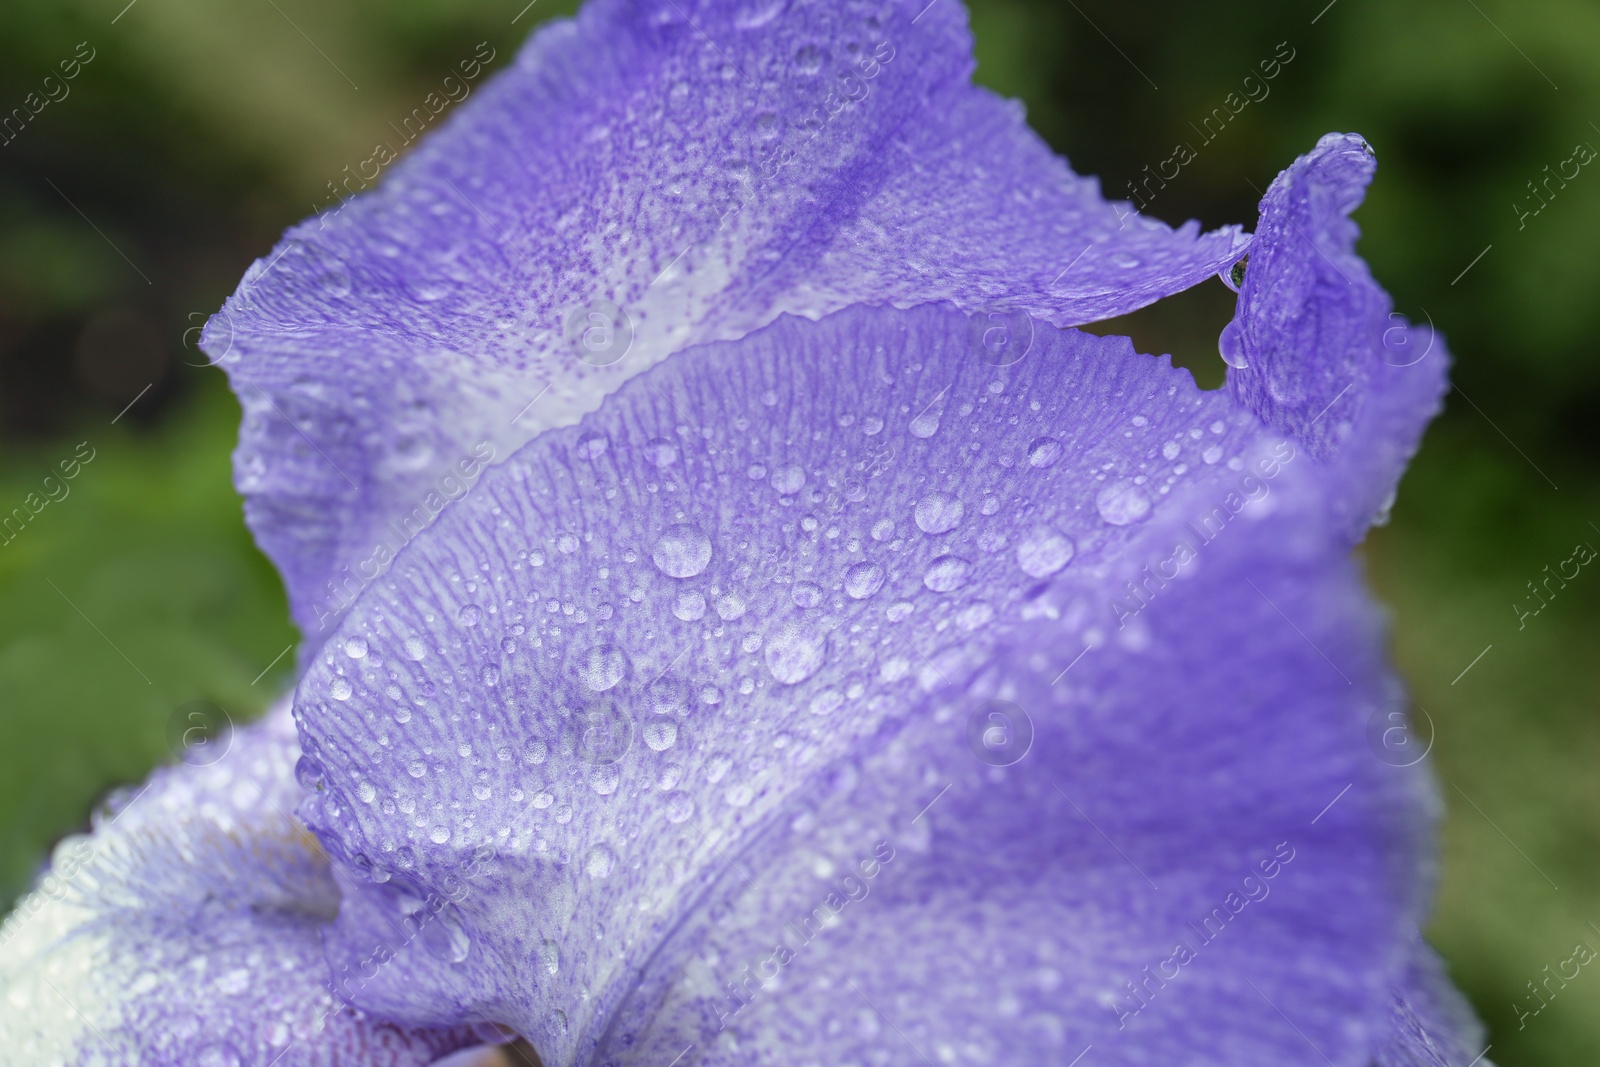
(1, 2), (1487, 1065)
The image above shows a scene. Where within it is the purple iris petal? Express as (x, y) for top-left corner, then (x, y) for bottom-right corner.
(0, 703), (490, 1066)
(202, 0), (1246, 637)
(291, 275), (1453, 1064)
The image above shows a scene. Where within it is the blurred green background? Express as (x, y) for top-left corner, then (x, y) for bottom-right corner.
(0, 0), (1594, 1063)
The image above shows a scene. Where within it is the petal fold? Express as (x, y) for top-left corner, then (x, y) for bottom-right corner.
(1223, 133), (1448, 539)
(0, 705), (488, 1066)
(292, 302), (1435, 1066)
(205, 0), (1245, 636)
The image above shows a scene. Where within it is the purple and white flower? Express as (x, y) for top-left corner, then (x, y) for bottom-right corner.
(0, 2), (1487, 1065)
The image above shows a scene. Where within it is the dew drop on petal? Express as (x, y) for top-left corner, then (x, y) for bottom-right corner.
(791, 581), (822, 608)
(914, 493), (964, 534)
(575, 430), (610, 459)
(1096, 481), (1152, 526)
(404, 637), (427, 661)
(844, 561), (885, 599)
(586, 846), (615, 879)
(771, 465), (806, 495)
(765, 621), (825, 684)
(673, 591), (707, 621)
(1218, 320), (1249, 369)
(715, 593), (746, 620)
(653, 524), (712, 578)
(644, 720), (678, 751)
(1016, 529), (1076, 578)
(357, 781), (377, 804)
(343, 637), (368, 659)
(1027, 437), (1063, 468)
(644, 438), (680, 467)
(577, 644), (627, 691)
(329, 678), (353, 701)
(429, 826), (452, 844)
(923, 555), (971, 592)
(458, 605), (482, 627)
(665, 793), (695, 823)
(870, 518), (895, 541)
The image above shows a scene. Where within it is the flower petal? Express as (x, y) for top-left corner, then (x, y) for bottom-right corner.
(292, 301), (1432, 1065)
(0, 704), (490, 1066)
(1223, 133), (1448, 538)
(1372, 938), (1491, 1067)
(205, 0), (1246, 636)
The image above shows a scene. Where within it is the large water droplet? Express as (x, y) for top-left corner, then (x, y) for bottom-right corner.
(914, 493), (964, 534)
(653, 523), (712, 578)
(909, 388), (950, 438)
(419, 904), (472, 963)
(644, 720), (678, 751)
(765, 621), (825, 684)
(458, 605), (482, 627)
(1096, 481), (1153, 526)
(844, 561), (885, 599)
(792, 581), (822, 608)
(1218, 320), (1248, 369)
(644, 437), (680, 467)
(770, 465), (806, 495)
(586, 845), (616, 879)
(575, 430), (610, 459)
(673, 591), (707, 621)
(1027, 437), (1063, 468)
(343, 637), (368, 659)
(329, 678), (353, 701)
(577, 644), (627, 691)
(923, 555), (971, 592)
(404, 637), (427, 661)
(1016, 529), (1076, 578)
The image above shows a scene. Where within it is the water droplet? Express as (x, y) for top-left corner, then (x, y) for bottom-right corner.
(1162, 440), (1181, 460)
(715, 593), (746, 620)
(885, 601), (914, 622)
(1218, 320), (1248, 369)
(792, 581), (822, 608)
(1016, 529), (1075, 578)
(794, 43), (823, 73)
(404, 637), (427, 661)
(1027, 437), (1063, 468)
(1202, 444), (1224, 464)
(589, 763), (621, 795)
(343, 637), (368, 659)
(644, 720), (678, 751)
(576, 430), (610, 459)
(480, 665), (500, 687)
(765, 621), (825, 684)
(586, 845), (616, 879)
(673, 591), (707, 621)
(665, 793), (695, 822)
(419, 904), (471, 963)
(844, 561), (885, 599)
(870, 518), (895, 541)
(1096, 481), (1152, 526)
(644, 438), (680, 467)
(653, 523), (712, 578)
(923, 555), (971, 592)
(771, 465), (805, 495)
(429, 825), (452, 844)
(357, 780), (377, 803)
(914, 493), (964, 534)
(577, 645), (627, 691)
(329, 678), (353, 701)
(408, 760), (427, 778)
(539, 939), (561, 974)
(909, 388), (950, 438)
(458, 605), (483, 627)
